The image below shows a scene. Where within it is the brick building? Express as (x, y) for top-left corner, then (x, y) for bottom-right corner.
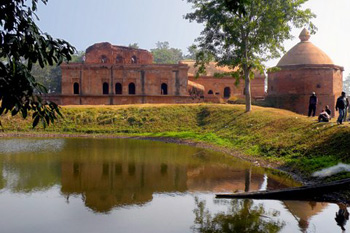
(182, 60), (265, 101)
(59, 42), (266, 105)
(60, 42), (190, 105)
(267, 29), (344, 116)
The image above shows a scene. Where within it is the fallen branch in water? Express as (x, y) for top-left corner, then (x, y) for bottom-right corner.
(216, 178), (350, 203)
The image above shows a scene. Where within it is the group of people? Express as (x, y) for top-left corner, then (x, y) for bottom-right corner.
(308, 92), (349, 124)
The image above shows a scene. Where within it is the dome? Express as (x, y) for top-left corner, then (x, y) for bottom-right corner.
(277, 29), (334, 67)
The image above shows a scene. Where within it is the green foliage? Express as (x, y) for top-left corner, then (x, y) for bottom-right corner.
(128, 43), (140, 49)
(31, 63), (61, 93)
(192, 197), (284, 233)
(151, 41), (183, 64)
(3, 104), (350, 179)
(343, 74), (350, 95)
(70, 51), (85, 63)
(0, 0), (75, 127)
(185, 0), (316, 111)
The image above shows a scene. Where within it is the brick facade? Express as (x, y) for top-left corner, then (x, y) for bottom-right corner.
(267, 29), (344, 116)
(59, 42), (266, 105)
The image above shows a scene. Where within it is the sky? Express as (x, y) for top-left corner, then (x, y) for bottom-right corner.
(36, 0), (350, 74)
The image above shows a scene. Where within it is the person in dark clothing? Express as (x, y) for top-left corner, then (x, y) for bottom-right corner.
(335, 203), (349, 231)
(336, 92), (347, 124)
(308, 92), (318, 117)
(325, 105), (332, 118)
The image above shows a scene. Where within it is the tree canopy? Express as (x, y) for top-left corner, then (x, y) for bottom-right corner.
(151, 41), (183, 64)
(185, 0), (316, 112)
(0, 0), (75, 127)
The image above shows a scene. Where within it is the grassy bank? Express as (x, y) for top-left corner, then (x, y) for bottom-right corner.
(1, 103), (350, 180)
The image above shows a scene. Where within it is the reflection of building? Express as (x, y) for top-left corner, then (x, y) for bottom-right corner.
(267, 29), (343, 116)
(56, 42), (266, 105)
(283, 201), (328, 232)
(61, 158), (293, 213)
(61, 161), (188, 213)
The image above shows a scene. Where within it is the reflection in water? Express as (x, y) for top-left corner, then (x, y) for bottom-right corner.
(0, 138), (338, 233)
(0, 139), (65, 153)
(283, 201), (328, 232)
(192, 197), (285, 233)
(335, 203), (349, 231)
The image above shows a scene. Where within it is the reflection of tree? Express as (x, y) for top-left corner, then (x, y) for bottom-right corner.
(192, 197), (285, 233)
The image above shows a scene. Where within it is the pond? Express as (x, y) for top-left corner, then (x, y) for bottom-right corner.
(0, 138), (346, 233)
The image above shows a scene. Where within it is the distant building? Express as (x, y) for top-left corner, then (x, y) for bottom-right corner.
(267, 29), (344, 116)
(57, 42), (266, 105)
(60, 42), (189, 105)
(182, 60), (265, 101)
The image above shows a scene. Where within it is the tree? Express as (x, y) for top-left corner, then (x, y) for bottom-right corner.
(184, 44), (199, 60)
(192, 197), (285, 233)
(0, 0), (75, 127)
(31, 64), (61, 93)
(185, 0), (316, 112)
(150, 41), (183, 64)
(128, 43), (140, 49)
(343, 74), (350, 96)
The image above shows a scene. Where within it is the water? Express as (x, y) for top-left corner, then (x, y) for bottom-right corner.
(0, 138), (346, 233)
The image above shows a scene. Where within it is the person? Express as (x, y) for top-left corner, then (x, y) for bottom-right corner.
(336, 92), (347, 124)
(335, 203), (349, 231)
(325, 105), (332, 119)
(318, 109), (330, 122)
(308, 92), (318, 117)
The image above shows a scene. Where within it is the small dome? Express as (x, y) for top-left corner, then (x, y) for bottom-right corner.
(277, 29), (334, 67)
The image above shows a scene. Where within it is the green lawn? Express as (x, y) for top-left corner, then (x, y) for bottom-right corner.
(2, 103), (350, 179)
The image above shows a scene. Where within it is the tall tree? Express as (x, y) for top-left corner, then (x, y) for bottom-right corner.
(151, 41), (183, 64)
(343, 74), (350, 96)
(185, 0), (316, 112)
(0, 0), (75, 127)
(184, 44), (199, 60)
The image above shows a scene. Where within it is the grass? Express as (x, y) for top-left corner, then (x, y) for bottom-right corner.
(1, 103), (350, 179)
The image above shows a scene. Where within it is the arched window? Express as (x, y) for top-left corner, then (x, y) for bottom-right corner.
(129, 82), (136, 95)
(161, 83), (168, 95)
(208, 90), (213, 95)
(116, 55), (123, 64)
(101, 55), (108, 63)
(73, 82), (79, 95)
(131, 55), (137, 64)
(115, 83), (122, 94)
(224, 87), (231, 98)
(103, 82), (109, 95)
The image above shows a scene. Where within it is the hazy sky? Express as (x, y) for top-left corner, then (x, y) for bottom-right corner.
(37, 0), (350, 74)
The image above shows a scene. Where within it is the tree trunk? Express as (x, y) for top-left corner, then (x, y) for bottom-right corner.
(243, 66), (251, 112)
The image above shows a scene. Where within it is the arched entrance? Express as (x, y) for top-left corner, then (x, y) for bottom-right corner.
(224, 87), (231, 98)
(161, 83), (168, 95)
(129, 83), (136, 95)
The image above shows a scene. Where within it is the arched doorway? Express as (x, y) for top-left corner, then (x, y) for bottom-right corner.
(73, 82), (79, 95)
(161, 83), (168, 95)
(208, 90), (213, 95)
(224, 87), (231, 98)
(131, 56), (137, 64)
(103, 82), (109, 95)
(129, 83), (136, 95)
(115, 83), (122, 94)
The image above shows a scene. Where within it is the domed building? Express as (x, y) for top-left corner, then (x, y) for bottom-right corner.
(267, 29), (343, 116)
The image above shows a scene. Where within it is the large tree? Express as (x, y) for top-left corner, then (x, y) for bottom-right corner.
(151, 41), (183, 64)
(0, 0), (75, 127)
(185, 0), (316, 112)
